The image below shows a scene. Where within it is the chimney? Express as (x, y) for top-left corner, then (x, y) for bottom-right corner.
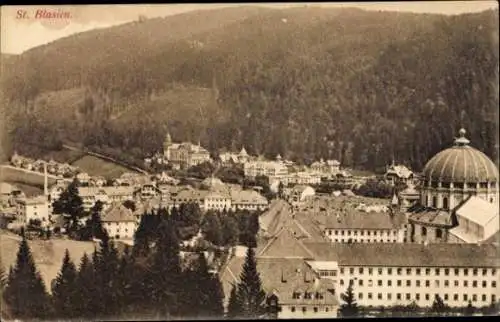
(281, 269), (287, 283)
(44, 162), (48, 196)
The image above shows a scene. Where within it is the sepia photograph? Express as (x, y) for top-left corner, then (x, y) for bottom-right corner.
(0, 1), (499, 320)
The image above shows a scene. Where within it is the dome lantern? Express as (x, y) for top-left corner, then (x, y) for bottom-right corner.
(454, 128), (470, 146)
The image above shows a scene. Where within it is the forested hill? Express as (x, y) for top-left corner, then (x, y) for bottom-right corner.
(2, 7), (499, 171)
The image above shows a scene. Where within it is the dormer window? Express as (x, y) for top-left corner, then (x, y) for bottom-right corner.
(304, 292), (312, 299)
(316, 292), (324, 299)
(292, 292), (301, 299)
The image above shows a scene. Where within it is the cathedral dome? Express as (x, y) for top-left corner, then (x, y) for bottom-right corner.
(422, 129), (498, 183)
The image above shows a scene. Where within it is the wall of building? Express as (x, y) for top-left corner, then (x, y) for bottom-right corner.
(104, 221), (137, 240)
(409, 223), (448, 244)
(278, 304), (337, 319)
(324, 228), (404, 244)
(334, 265), (499, 308)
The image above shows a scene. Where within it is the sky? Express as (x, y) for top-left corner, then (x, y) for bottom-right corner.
(1, 2), (498, 54)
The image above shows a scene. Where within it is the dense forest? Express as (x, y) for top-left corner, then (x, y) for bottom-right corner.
(2, 6), (498, 171)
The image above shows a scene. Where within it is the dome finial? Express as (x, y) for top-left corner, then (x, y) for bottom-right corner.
(455, 128), (470, 146)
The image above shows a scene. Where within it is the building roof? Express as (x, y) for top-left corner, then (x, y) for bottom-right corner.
(78, 186), (134, 198)
(17, 196), (47, 205)
(231, 190), (268, 205)
(0, 182), (19, 195)
(323, 210), (404, 230)
(257, 227), (316, 259)
(422, 129), (498, 183)
(101, 203), (136, 222)
(407, 204), (454, 227)
(303, 242), (500, 268)
(455, 196), (498, 227)
(220, 256), (338, 307)
(386, 164), (413, 179)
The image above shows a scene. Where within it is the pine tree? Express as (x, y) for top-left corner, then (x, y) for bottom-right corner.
(148, 217), (183, 318)
(90, 200), (107, 240)
(233, 247), (267, 319)
(52, 249), (78, 318)
(73, 252), (98, 319)
(226, 283), (240, 319)
(52, 178), (84, 233)
(133, 213), (152, 257)
(340, 279), (359, 317)
(3, 234), (51, 319)
(430, 294), (448, 316)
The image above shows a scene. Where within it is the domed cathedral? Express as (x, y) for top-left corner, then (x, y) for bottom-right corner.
(405, 129), (499, 244)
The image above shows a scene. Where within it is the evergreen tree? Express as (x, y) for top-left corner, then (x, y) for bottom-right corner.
(202, 211), (223, 246)
(3, 234), (51, 319)
(232, 247), (267, 319)
(221, 215), (239, 246)
(147, 217), (183, 318)
(73, 252), (97, 318)
(226, 283), (240, 319)
(133, 214), (152, 257)
(90, 200), (107, 240)
(93, 233), (120, 318)
(339, 279), (359, 317)
(183, 252), (224, 319)
(52, 178), (84, 233)
(463, 300), (475, 316)
(51, 249), (78, 318)
(430, 294), (448, 316)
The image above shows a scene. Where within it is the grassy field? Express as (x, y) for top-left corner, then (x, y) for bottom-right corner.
(1, 231), (96, 292)
(41, 148), (86, 164)
(3, 181), (43, 197)
(0, 165), (61, 187)
(71, 155), (130, 179)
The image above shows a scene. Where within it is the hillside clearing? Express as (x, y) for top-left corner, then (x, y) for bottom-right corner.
(71, 155), (131, 179)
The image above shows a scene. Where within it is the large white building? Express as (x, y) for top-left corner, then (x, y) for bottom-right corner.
(244, 160), (289, 180)
(16, 196), (50, 227)
(78, 186), (134, 211)
(101, 203), (138, 240)
(163, 132), (211, 170)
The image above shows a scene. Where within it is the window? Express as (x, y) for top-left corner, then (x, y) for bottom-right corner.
(369, 268), (373, 275)
(350, 268), (354, 275)
(464, 281), (468, 287)
(444, 294), (449, 301)
(464, 269), (469, 276)
(388, 280), (392, 287)
(416, 280), (421, 287)
(378, 293), (383, 300)
(397, 293), (401, 300)
(397, 268), (402, 275)
(416, 268), (421, 275)
(472, 294), (477, 302)
(493, 269), (497, 275)
(425, 268), (430, 276)
(492, 281), (497, 287)
(422, 226), (427, 236)
(313, 307), (318, 313)
(367, 231), (371, 236)
(463, 294), (468, 301)
(482, 294), (487, 302)
(435, 268), (440, 276)
(397, 280), (402, 287)
(473, 269), (478, 276)
(473, 281), (477, 288)
(378, 280), (383, 287)
(444, 280), (449, 287)
(291, 307), (296, 312)
(358, 293), (363, 300)
(444, 268), (449, 276)
(454, 281), (459, 287)
(455, 269), (459, 276)
(316, 292), (324, 299)
(406, 268), (412, 275)
(442, 197), (448, 210)
(374, 231), (378, 236)
(368, 293), (373, 299)
(454, 294), (459, 301)
(368, 280), (373, 287)
(361, 231), (364, 236)
(406, 293), (411, 300)
(359, 280), (363, 286)
(304, 292), (312, 299)
(293, 292), (301, 299)
(492, 295), (496, 303)
(359, 268), (364, 274)
(388, 293), (392, 300)
(325, 307), (329, 312)
(388, 268), (393, 275)
(425, 294), (430, 301)
(416, 294), (420, 300)
(425, 280), (430, 287)
(406, 280), (411, 287)
(378, 268), (383, 275)
(482, 281), (487, 288)
(348, 231), (351, 236)
(340, 268), (344, 274)
(435, 280), (440, 287)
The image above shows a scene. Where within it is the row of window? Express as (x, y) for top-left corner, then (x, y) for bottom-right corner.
(291, 292), (325, 300)
(358, 292), (496, 303)
(340, 267), (497, 277)
(341, 279), (497, 288)
(327, 230), (398, 237)
(289, 306), (331, 313)
(331, 239), (398, 243)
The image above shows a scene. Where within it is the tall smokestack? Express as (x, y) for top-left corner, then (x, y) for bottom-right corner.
(44, 162), (48, 196)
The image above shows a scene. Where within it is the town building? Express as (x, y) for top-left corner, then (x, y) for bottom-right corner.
(219, 147), (250, 165)
(78, 186), (134, 211)
(101, 203), (138, 240)
(285, 185), (316, 207)
(230, 189), (269, 211)
(163, 132), (211, 169)
(0, 182), (25, 208)
(16, 196), (50, 227)
(405, 129), (499, 244)
(283, 171), (322, 186)
(244, 160), (289, 181)
(310, 159), (341, 176)
(385, 162), (414, 186)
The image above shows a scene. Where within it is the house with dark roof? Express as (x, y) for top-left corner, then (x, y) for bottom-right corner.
(101, 203), (138, 240)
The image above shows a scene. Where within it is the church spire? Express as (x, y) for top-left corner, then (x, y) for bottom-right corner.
(454, 128), (470, 146)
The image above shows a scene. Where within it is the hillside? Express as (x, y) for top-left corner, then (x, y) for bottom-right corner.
(2, 6), (498, 171)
